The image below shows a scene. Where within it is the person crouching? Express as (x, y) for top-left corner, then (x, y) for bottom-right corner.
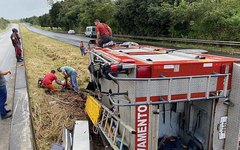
(42, 70), (63, 94)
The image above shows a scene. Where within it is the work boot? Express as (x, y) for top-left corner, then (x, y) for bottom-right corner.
(1, 113), (12, 120)
(45, 89), (53, 95)
(6, 110), (11, 113)
(17, 57), (22, 62)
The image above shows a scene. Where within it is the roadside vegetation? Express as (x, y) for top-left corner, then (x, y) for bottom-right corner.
(33, 25), (65, 33)
(20, 25), (92, 149)
(0, 18), (9, 32)
(115, 37), (240, 57)
(23, 0), (240, 41)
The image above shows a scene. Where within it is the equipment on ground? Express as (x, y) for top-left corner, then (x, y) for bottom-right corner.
(60, 121), (91, 150)
(37, 78), (43, 88)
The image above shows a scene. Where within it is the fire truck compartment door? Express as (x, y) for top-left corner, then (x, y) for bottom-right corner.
(225, 63), (240, 150)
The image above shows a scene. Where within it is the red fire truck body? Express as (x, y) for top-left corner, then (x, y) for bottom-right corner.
(87, 44), (240, 150)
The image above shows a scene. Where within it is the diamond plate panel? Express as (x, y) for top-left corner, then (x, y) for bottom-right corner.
(115, 72), (136, 149)
(171, 79), (189, 94)
(135, 77), (218, 97)
(100, 78), (118, 93)
(118, 74), (136, 102)
(187, 77), (217, 93)
(149, 80), (171, 96)
(135, 81), (148, 97)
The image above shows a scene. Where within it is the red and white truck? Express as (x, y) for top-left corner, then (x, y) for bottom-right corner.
(85, 42), (240, 150)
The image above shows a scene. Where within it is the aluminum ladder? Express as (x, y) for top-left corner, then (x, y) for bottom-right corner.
(98, 104), (136, 150)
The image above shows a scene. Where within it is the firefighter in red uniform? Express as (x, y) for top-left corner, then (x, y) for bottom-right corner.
(10, 28), (23, 62)
(41, 70), (63, 93)
(94, 19), (112, 47)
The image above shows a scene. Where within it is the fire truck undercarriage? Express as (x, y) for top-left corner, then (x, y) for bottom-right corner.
(85, 43), (240, 150)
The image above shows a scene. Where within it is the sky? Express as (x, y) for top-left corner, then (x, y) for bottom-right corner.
(0, 0), (59, 20)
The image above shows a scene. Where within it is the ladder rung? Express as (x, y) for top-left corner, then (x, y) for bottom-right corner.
(97, 103), (136, 150)
(100, 109), (106, 126)
(119, 128), (126, 150)
(113, 121), (119, 143)
(108, 118), (114, 137)
(104, 113), (110, 131)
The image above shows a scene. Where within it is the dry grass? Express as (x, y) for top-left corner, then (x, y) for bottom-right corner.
(20, 24), (90, 149)
(0, 24), (10, 33)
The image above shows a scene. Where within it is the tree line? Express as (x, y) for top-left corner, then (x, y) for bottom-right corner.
(24, 0), (240, 41)
(0, 18), (9, 30)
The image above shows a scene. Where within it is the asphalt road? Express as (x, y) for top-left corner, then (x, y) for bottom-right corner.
(24, 23), (94, 47)
(0, 24), (17, 150)
(0, 25), (16, 70)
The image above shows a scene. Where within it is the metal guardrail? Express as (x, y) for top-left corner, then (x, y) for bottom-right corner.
(114, 34), (240, 46)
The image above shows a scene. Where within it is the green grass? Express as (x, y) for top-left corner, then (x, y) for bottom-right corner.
(0, 23), (10, 33)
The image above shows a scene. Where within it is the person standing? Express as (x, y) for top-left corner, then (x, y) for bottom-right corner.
(0, 70), (12, 120)
(10, 28), (23, 62)
(57, 66), (79, 94)
(94, 19), (112, 47)
(80, 41), (86, 56)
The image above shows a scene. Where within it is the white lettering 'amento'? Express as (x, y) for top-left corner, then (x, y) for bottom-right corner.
(136, 105), (148, 149)
(138, 105), (147, 112)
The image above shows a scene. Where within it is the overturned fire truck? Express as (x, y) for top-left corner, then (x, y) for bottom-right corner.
(85, 42), (240, 150)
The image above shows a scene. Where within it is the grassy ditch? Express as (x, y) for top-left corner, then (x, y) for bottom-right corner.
(20, 25), (91, 149)
(0, 23), (10, 33)
(0, 18), (9, 32)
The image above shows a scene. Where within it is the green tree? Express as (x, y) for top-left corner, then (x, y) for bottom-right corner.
(78, 0), (96, 29)
(24, 0), (240, 40)
(49, 2), (62, 28)
(39, 14), (51, 27)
